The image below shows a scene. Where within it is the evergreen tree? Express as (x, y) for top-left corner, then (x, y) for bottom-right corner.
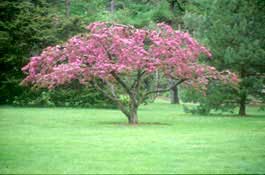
(183, 0), (265, 115)
(0, 0), (84, 103)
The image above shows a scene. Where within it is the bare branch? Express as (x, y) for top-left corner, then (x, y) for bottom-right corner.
(111, 72), (132, 95)
(92, 79), (130, 118)
(131, 70), (146, 89)
(140, 79), (186, 103)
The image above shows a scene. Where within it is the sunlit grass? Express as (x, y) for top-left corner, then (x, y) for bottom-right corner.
(0, 100), (265, 174)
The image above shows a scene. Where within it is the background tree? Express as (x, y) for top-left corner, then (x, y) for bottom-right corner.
(0, 0), (109, 106)
(0, 0), (62, 103)
(183, 0), (265, 115)
(65, 0), (71, 17)
(110, 0), (115, 13)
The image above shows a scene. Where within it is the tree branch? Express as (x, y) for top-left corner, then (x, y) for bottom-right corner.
(111, 72), (132, 95)
(140, 79), (186, 103)
(131, 70), (146, 89)
(92, 79), (130, 118)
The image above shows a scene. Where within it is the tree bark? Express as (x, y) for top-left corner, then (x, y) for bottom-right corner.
(65, 0), (70, 17)
(127, 96), (139, 124)
(110, 0), (115, 13)
(239, 91), (246, 116)
(170, 85), (180, 104)
(238, 67), (247, 116)
(128, 107), (138, 124)
(169, 78), (180, 104)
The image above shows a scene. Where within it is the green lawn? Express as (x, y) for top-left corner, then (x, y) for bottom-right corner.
(0, 99), (265, 174)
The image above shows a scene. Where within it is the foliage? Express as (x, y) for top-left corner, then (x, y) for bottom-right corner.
(95, 0), (183, 28)
(0, 0), (107, 106)
(181, 81), (237, 115)
(12, 86), (115, 108)
(13, 91), (55, 107)
(49, 0), (107, 24)
(183, 0), (265, 115)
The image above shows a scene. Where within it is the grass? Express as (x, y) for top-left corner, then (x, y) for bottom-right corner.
(0, 99), (265, 174)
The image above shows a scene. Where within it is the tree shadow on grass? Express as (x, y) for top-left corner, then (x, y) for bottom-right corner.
(98, 121), (171, 126)
(190, 113), (265, 118)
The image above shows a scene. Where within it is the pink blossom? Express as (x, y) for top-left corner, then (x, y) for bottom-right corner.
(21, 22), (237, 90)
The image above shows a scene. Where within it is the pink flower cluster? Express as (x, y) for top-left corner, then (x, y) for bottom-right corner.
(21, 22), (237, 89)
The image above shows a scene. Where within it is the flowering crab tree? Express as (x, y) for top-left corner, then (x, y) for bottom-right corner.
(21, 22), (237, 124)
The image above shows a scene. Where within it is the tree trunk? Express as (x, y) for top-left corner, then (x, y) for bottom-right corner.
(65, 0), (70, 17)
(239, 92), (246, 116)
(169, 0), (175, 12)
(238, 68), (247, 116)
(128, 112), (138, 125)
(170, 85), (180, 104)
(128, 107), (138, 124)
(128, 111), (138, 125)
(169, 78), (180, 104)
(110, 0), (115, 13)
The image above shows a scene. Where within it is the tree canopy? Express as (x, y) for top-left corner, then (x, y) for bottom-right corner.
(21, 22), (237, 124)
